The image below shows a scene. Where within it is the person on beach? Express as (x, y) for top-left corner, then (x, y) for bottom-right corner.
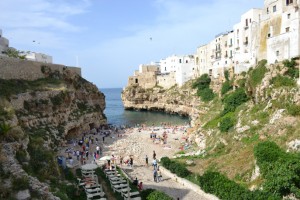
(76, 150), (80, 160)
(102, 136), (105, 143)
(138, 182), (143, 191)
(152, 159), (157, 170)
(130, 156), (133, 168)
(153, 169), (157, 182)
(157, 168), (162, 182)
(153, 150), (156, 159)
(145, 155), (148, 166)
(133, 177), (138, 186)
(96, 145), (100, 155)
(120, 156), (123, 165)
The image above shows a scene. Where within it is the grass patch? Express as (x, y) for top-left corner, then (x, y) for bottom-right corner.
(0, 78), (63, 98)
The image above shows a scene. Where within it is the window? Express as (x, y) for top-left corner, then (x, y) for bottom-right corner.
(286, 0), (293, 5)
(268, 33), (271, 38)
(276, 51), (279, 56)
(273, 5), (277, 12)
(245, 19), (248, 27)
(288, 13), (291, 19)
(135, 79), (138, 84)
(267, 7), (269, 14)
(179, 59), (182, 63)
(286, 27), (290, 32)
(186, 60), (188, 63)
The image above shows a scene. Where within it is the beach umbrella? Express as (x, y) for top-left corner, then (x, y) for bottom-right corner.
(99, 155), (111, 161)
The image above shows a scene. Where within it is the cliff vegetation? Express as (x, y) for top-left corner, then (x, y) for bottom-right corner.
(122, 59), (300, 199)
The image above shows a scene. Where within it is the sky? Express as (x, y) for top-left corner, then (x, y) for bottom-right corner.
(0, 0), (264, 88)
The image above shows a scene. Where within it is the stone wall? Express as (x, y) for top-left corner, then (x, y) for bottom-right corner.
(157, 72), (176, 89)
(0, 56), (81, 80)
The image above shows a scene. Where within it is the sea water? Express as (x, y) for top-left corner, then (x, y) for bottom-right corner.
(100, 88), (189, 126)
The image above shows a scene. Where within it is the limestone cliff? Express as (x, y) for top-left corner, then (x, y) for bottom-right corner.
(0, 61), (106, 199)
(122, 60), (300, 196)
(121, 83), (202, 126)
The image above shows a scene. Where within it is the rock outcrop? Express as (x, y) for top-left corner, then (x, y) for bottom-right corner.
(0, 63), (106, 199)
(121, 85), (201, 126)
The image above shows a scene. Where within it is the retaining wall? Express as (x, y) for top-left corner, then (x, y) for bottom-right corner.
(0, 56), (81, 80)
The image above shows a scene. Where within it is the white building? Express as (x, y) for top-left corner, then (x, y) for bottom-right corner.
(194, 0), (299, 79)
(261, 0), (300, 63)
(233, 8), (263, 74)
(159, 55), (195, 86)
(0, 29), (9, 54)
(25, 52), (53, 63)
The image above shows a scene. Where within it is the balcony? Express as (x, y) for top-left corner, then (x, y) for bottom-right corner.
(224, 55), (228, 58)
(243, 41), (248, 46)
(235, 47), (240, 50)
(228, 44), (233, 47)
(216, 49), (221, 53)
(244, 26), (249, 30)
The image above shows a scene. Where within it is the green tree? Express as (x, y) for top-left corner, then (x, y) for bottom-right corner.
(3, 48), (26, 59)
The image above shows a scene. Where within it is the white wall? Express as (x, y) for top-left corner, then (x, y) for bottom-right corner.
(25, 52), (53, 63)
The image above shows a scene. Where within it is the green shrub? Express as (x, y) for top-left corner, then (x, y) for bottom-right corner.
(50, 92), (67, 106)
(224, 70), (230, 81)
(198, 171), (279, 200)
(160, 157), (171, 168)
(262, 158), (300, 198)
(237, 78), (246, 88)
(270, 75), (296, 88)
(254, 141), (284, 169)
(254, 141), (300, 198)
(140, 189), (155, 200)
(221, 81), (232, 95)
(146, 190), (173, 200)
(286, 104), (300, 116)
(219, 115), (234, 132)
(249, 60), (267, 87)
(222, 88), (248, 115)
(198, 88), (215, 102)
(16, 149), (28, 163)
(192, 74), (211, 90)
(12, 176), (29, 191)
(193, 74), (215, 102)
(283, 59), (299, 78)
(160, 157), (190, 178)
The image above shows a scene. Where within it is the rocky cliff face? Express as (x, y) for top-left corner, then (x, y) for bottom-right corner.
(0, 65), (106, 199)
(121, 83), (202, 126)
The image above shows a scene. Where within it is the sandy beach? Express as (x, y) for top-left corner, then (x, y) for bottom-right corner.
(58, 125), (214, 200)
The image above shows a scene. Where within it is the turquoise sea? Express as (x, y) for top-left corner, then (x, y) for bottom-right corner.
(100, 88), (189, 126)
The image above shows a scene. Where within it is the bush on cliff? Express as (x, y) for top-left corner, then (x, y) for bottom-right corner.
(254, 141), (300, 198)
(192, 74), (215, 102)
(283, 59), (299, 78)
(222, 88), (248, 116)
(248, 59), (268, 87)
(221, 81), (233, 95)
(198, 170), (279, 200)
(219, 114), (235, 132)
(270, 75), (296, 88)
